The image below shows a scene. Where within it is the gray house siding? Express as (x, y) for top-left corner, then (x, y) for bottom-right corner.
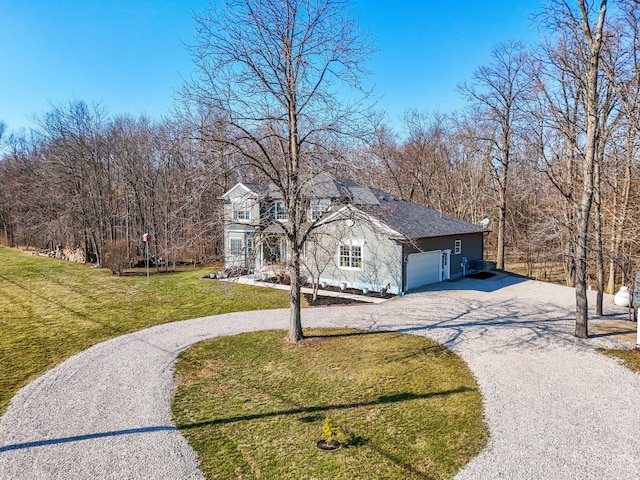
(304, 217), (403, 295)
(402, 232), (484, 283)
(222, 184), (260, 269)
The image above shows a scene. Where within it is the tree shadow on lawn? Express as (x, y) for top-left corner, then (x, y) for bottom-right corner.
(175, 386), (471, 432)
(174, 387), (473, 480)
(0, 387), (470, 454)
(300, 329), (390, 340)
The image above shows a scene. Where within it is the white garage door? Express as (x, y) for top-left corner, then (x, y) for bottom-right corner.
(406, 250), (441, 290)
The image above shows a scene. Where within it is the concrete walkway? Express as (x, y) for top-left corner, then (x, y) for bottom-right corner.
(226, 275), (389, 303)
(1, 276), (639, 479)
(591, 319), (638, 345)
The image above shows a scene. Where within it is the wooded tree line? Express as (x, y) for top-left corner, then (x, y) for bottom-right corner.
(365, 1), (640, 336)
(1, 2), (638, 321)
(0, 102), (234, 270)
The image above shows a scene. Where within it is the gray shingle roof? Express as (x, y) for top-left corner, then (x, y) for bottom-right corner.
(320, 178), (482, 239)
(230, 175), (483, 240)
(302, 173), (342, 198)
(356, 187), (484, 239)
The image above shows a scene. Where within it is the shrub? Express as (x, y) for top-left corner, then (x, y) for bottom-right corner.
(321, 417), (345, 443)
(103, 239), (130, 276)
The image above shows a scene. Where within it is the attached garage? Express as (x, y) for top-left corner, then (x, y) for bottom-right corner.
(406, 250), (442, 290)
(221, 177), (485, 296)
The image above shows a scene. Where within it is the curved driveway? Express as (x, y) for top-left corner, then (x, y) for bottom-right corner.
(1, 277), (640, 479)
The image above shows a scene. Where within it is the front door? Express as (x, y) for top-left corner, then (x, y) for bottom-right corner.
(263, 236), (288, 264)
(441, 249), (451, 281)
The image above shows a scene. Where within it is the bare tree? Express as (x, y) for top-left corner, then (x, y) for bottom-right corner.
(566, 0), (607, 338)
(532, 0), (608, 338)
(369, 125), (405, 197)
(184, 0), (373, 343)
(602, 1), (640, 295)
(38, 101), (115, 265)
(302, 230), (342, 302)
(593, 58), (618, 315)
(446, 116), (494, 224)
(366, 112), (491, 224)
(459, 41), (529, 270)
(0, 121), (6, 151)
(399, 110), (452, 211)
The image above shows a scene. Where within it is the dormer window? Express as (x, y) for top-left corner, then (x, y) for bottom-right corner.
(232, 200), (251, 221)
(272, 200), (288, 221)
(309, 199), (331, 221)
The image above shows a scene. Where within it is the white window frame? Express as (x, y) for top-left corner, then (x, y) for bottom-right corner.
(339, 242), (363, 270)
(246, 237), (254, 256)
(232, 200), (251, 221)
(279, 237), (289, 261)
(309, 199), (330, 221)
(454, 239), (462, 255)
(272, 200), (288, 221)
(229, 238), (244, 256)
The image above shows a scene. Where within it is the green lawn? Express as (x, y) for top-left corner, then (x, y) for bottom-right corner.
(0, 246), (290, 415)
(172, 329), (488, 480)
(1, 246), (488, 478)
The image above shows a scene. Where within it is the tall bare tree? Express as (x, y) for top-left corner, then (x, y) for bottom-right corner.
(184, 0), (373, 343)
(567, 0), (607, 338)
(0, 121), (6, 149)
(39, 101), (114, 265)
(602, 1), (640, 295)
(532, 0), (608, 338)
(459, 41), (529, 270)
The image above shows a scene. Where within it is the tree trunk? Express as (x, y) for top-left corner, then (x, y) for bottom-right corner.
(496, 120), (510, 271)
(594, 159), (604, 316)
(575, 205), (591, 338)
(574, 0), (607, 339)
(2, 216), (15, 247)
(312, 275), (319, 302)
(288, 249), (304, 343)
(606, 132), (633, 294)
(496, 202), (506, 270)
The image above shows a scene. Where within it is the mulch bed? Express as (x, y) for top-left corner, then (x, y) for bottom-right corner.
(303, 293), (366, 307)
(209, 272), (390, 306)
(467, 271), (496, 280)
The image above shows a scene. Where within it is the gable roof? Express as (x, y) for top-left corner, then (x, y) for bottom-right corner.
(219, 175), (483, 240)
(218, 182), (264, 200)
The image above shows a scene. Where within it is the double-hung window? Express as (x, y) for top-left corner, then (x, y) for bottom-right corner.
(247, 237), (254, 256)
(229, 238), (243, 256)
(339, 244), (362, 269)
(272, 200), (287, 221)
(233, 200), (251, 221)
(309, 199), (330, 221)
(454, 239), (462, 255)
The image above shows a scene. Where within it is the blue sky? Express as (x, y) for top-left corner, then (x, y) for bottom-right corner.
(0, 1), (543, 136)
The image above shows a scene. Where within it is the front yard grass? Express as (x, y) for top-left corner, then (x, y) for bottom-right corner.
(0, 246), (290, 415)
(172, 328), (487, 480)
(599, 348), (640, 373)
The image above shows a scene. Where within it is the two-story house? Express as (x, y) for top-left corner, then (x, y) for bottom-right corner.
(219, 175), (485, 294)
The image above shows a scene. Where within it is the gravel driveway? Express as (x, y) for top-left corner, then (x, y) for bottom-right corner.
(1, 276), (639, 479)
